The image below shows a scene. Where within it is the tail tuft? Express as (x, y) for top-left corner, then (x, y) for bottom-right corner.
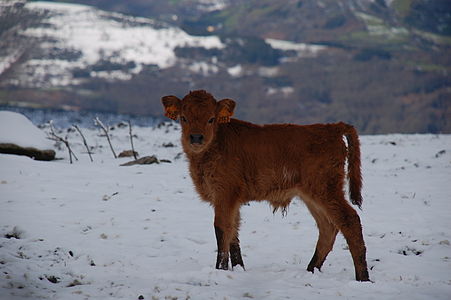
(343, 123), (363, 209)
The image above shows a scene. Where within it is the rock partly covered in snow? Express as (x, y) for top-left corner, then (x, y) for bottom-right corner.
(0, 111), (55, 161)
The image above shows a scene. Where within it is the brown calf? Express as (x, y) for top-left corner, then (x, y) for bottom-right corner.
(162, 90), (370, 281)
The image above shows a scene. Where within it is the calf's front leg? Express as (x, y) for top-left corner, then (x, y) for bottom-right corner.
(214, 200), (241, 270)
(214, 225), (229, 269)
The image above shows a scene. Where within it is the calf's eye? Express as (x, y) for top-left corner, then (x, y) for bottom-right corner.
(208, 117), (215, 124)
(181, 116), (187, 123)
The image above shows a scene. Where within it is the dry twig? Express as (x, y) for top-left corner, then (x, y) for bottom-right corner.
(94, 117), (117, 158)
(47, 121), (78, 164)
(73, 124), (93, 162)
(128, 120), (138, 160)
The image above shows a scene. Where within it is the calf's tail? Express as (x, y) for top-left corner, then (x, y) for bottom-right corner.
(342, 123), (363, 209)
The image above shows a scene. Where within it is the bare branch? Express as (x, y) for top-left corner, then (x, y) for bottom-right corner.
(47, 121), (78, 164)
(73, 124), (93, 162)
(128, 120), (138, 160)
(94, 117), (117, 158)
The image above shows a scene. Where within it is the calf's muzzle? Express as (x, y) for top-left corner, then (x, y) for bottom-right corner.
(190, 134), (204, 144)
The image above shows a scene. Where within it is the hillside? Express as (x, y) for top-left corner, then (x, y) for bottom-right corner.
(0, 0), (450, 134)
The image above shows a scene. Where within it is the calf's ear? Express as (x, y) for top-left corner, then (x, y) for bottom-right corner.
(217, 98), (236, 123)
(161, 95), (181, 120)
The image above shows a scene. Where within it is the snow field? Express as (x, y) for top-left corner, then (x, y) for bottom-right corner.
(0, 121), (450, 299)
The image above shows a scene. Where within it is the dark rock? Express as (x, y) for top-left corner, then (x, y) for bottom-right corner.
(46, 275), (60, 284)
(435, 149), (446, 158)
(4, 226), (23, 239)
(0, 143), (55, 161)
(117, 121), (128, 128)
(118, 150), (139, 157)
(120, 155), (159, 166)
(162, 142), (175, 147)
(67, 279), (83, 287)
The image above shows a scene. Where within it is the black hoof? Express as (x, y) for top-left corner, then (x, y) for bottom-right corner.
(216, 252), (229, 270)
(230, 243), (245, 270)
(356, 270), (370, 282)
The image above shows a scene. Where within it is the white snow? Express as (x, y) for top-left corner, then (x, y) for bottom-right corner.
(266, 86), (294, 96)
(0, 119), (450, 299)
(0, 111), (53, 149)
(195, 0), (229, 12)
(20, 1), (224, 86)
(227, 65), (242, 77)
(266, 38), (327, 58)
(187, 61), (219, 76)
(258, 66), (279, 77)
(354, 12), (409, 39)
(0, 50), (23, 76)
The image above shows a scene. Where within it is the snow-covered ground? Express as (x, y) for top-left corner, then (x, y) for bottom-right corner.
(0, 116), (450, 299)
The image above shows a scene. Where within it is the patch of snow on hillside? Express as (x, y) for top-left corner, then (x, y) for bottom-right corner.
(187, 61), (219, 75)
(21, 59), (84, 87)
(0, 50), (23, 76)
(258, 66), (279, 77)
(227, 65), (242, 77)
(21, 1), (224, 86)
(266, 38), (327, 58)
(0, 111), (53, 149)
(354, 12), (409, 39)
(196, 0), (229, 12)
(266, 86), (294, 96)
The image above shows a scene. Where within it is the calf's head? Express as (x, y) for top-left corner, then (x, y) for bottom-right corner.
(161, 90), (235, 153)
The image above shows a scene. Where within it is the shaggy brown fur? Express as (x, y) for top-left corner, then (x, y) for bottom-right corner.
(162, 90), (370, 281)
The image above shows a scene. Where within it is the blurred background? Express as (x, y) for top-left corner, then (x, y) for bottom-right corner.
(0, 0), (450, 134)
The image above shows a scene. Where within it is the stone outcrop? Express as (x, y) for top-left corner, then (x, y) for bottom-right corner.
(0, 143), (55, 161)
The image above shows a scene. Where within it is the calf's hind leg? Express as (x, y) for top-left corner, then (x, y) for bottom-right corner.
(304, 201), (338, 273)
(325, 199), (370, 281)
(230, 211), (245, 270)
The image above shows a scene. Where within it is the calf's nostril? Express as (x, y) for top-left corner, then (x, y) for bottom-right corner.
(190, 134), (204, 144)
